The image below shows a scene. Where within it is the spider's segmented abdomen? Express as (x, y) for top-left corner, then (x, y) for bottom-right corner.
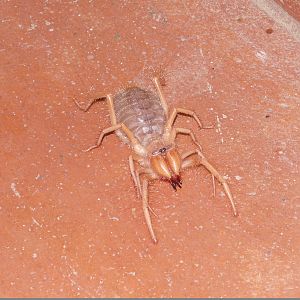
(113, 87), (166, 147)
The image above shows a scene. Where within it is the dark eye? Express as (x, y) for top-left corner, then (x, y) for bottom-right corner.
(160, 147), (166, 154)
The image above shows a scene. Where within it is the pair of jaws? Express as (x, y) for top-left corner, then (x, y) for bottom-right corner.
(170, 174), (182, 191)
(150, 148), (182, 190)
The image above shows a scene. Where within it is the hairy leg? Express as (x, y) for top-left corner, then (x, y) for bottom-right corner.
(166, 107), (213, 131)
(153, 77), (169, 115)
(170, 127), (203, 151)
(84, 123), (140, 152)
(142, 179), (158, 243)
(74, 96), (107, 112)
(181, 150), (238, 216)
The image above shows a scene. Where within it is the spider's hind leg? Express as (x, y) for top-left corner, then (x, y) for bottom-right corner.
(74, 96), (107, 112)
(153, 76), (169, 115)
(142, 179), (158, 244)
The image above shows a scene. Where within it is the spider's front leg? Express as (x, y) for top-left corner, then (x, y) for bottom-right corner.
(181, 150), (238, 216)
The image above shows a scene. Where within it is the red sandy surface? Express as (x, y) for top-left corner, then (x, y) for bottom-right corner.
(0, 0), (299, 297)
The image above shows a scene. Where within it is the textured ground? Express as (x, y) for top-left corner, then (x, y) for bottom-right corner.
(0, 0), (299, 297)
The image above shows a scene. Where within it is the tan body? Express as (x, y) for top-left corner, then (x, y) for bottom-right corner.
(75, 76), (238, 243)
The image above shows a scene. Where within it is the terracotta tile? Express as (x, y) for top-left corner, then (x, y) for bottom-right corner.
(274, 0), (300, 21)
(0, 0), (299, 297)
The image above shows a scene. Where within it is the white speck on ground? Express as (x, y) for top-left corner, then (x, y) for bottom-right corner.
(11, 182), (21, 198)
(279, 103), (289, 108)
(32, 217), (42, 227)
(28, 23), (37, 31)
(247, 192), (257, 196)
(255, 50), (267, 63)
(220, 191), (225, 197)
(166, 274), (173, 287)
(216, 115), (224, 143)
(207, 82), (213, 93)
(131, 207), (137, 218)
